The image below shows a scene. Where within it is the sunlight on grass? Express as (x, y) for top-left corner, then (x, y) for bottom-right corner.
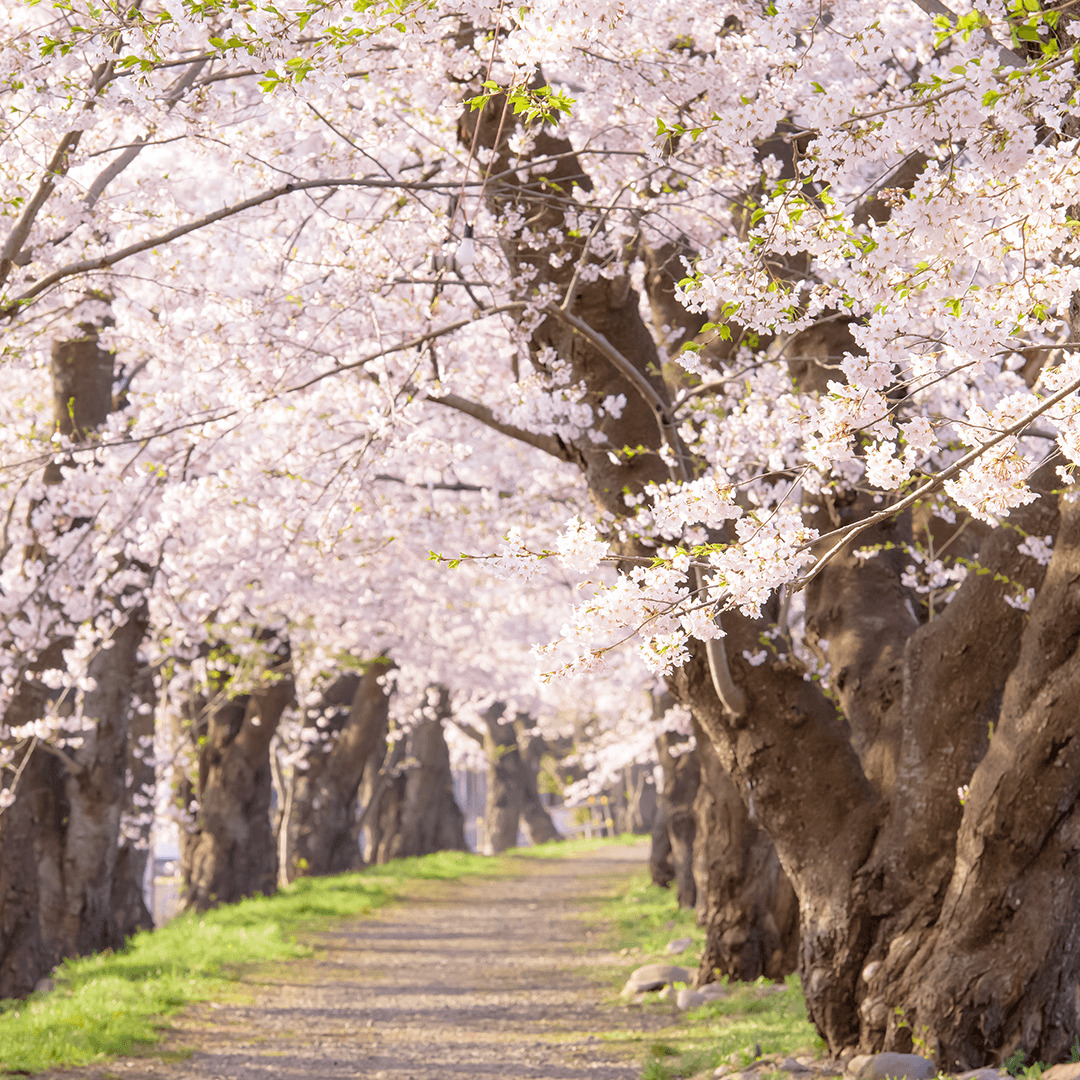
(516, 833), (645, 859)
(0, 848), (509, 1074)
(0, 838), (637, 1075)
(595, 872), (823, 1080)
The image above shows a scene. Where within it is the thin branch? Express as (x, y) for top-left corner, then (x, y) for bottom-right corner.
(0, 132), (83, 290)
(374, 472), (513, 495)
(2, 177), (484, 315)
(793, 372), (1080, 589)
(428, 392), (571, 460)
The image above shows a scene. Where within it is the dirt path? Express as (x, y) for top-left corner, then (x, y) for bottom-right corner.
(44, 843), (672, 1080)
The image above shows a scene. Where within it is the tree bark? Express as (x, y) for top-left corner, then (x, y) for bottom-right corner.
(109, 650), (155, 938)
(517, 729), (563, 845)
(693, 721), (798, 985)
(480, 704), (523, 855)
(656, 732), (699, 909)
(279, 662), (391, 882)
(649, 802), (675, 889)
(360, 728), (405, 865)
(179, 657), (292, 911)
(0, 324), (150, 996)
(618, 763), (657, 834)
(386, 708), (467, 859)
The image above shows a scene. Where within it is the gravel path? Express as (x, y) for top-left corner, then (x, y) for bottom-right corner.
(42, 843), (671, 1080)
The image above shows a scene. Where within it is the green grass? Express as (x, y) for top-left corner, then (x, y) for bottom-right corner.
(0, 837), (817, 1080)
(0, 848), (515, 1075)
(594, 872), (824, 1080)
(596, 868), (703, 959)
(517, 833), (646, 859)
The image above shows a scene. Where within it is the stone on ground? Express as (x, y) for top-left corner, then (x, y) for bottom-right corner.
(846, 1053), (936, 1080)
(666, 937), (693, 954)
(676, 982), (730, 1010)
(1043, 1067), (1080, 1080)
(620, 962), (691, 997)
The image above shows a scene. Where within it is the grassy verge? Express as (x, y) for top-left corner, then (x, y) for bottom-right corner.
(517, 833), (645, 859)
(594, 872), (824, 1080)
(0, 847), (528, 1075)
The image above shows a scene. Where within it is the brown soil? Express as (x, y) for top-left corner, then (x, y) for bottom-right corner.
(40, 843), (673, 1080)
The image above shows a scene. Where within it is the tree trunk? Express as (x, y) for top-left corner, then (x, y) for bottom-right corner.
(693, 721), (798, 985)
(280, 662), (391, 882)
(481, 704), (523, 855)
(517, 730), (562, 845)
(110, 655), (156, 938)
(657, 732), (699, 909)
(362, 731), (406, 865)
(387, 709), (467, 858)
(179, 660), (292, 911)
(649, 803), (675, 889)
(674, 483), (1071, 1066)
(0, 324), (150, 996)
(619, 763), (657, 834)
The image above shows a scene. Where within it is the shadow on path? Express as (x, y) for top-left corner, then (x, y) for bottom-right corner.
(40, 844), (671, 1080)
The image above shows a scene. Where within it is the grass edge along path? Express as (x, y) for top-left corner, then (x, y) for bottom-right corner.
(0, 836), (640, 1075)
(592, 871), (824, 1080)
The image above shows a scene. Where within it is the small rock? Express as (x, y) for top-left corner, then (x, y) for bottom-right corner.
(666, 937), (694, 955)
(782, 1058), (811, 1073)
(849, 1053), (936, 1080)
(620, 963), (691, 997)
(1043, 1067), (1080, 1080)
(33, 977), (54, 994)
(657, 985), (673, 1001)
(957, 1070), (1004, 1080)
(677, 982), (730, 1010)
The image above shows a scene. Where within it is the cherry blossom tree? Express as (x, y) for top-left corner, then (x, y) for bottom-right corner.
(1, 0), (1080, 1068)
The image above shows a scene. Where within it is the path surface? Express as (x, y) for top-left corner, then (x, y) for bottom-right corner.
(43, 844), (671, 1080)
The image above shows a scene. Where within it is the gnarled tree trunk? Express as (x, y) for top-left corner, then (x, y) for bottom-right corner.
(480, 704), (523, 855)
(649, 801), (675, 889)
(518, 729), (562, 845)
(618, 763), (657, 834)
(388, 707), (467, 858)
(656, 731), (699, 909)
(279, 662), (391, 881)
(110, 655), (156, 938)
(0, 324), (149, 995)
(179, 662), (292, 911)
(693, 721), (797, 985)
